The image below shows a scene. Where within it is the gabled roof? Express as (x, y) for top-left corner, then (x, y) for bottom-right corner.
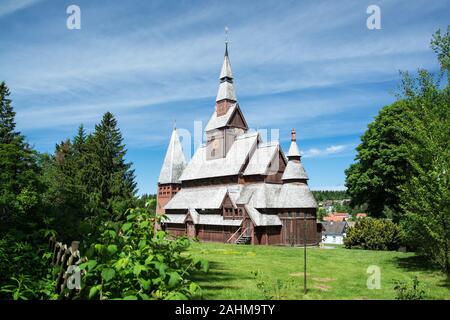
(282, 160), (309, 181)
(187, 208), (200, 224)
(205, 103), (247, 132)
(158, 128), (186, 184)
(179, 132), (258, 181)
(243, 141), (280, 176)
(322, 221), (348, 236)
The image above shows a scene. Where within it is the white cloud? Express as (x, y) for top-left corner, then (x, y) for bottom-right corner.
(302, 144), (350, 158)
(310, 185), (347, 191)
(1, 0), (446, 151)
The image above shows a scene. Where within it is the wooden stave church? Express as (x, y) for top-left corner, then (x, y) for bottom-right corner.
(156, 42), (321, 246)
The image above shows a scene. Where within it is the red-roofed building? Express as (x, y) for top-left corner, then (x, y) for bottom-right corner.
(323, 212), (350, 222)
(356, 213), (368, 219)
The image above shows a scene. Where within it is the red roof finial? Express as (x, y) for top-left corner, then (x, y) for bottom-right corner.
(291, 128), (296, 142)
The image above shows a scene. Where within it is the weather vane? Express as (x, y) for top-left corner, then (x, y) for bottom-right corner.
(225, 26), (229, 43)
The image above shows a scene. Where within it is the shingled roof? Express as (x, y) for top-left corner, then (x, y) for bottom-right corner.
(282, 160), (309, 181)
(243, 141), (280, 176)
(179, 132), (259, 181)
(322, 221), (348, 236)
(158, 128), (186, 184)
(164, 186), (231, 210)
(245, 205), (282, 226)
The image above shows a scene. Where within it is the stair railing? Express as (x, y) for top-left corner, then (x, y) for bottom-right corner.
(235, 227), (248, 244)
(227, 227), (242, 243)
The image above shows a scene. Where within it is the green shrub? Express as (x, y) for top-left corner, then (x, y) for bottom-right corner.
(394, 276), (425, 300)
(344, 217), (402, 250)
(0, 235), (57, 300)
(78, 203), (208, 300)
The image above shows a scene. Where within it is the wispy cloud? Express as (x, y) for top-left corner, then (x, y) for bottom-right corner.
(1, 0), (447, 194)
(0, 0), (43, 18)
(302, 144), (352, 158)
(310, 185), (347, 191)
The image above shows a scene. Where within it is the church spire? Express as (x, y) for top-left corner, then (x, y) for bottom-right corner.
(216, 27), (236, 103)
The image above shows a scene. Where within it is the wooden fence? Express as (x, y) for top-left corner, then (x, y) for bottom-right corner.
(48, 237), (86, 297)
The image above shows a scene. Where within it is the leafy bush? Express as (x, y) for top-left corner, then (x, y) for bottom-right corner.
(394, 276), (425, 300)
(0, 235), (57, 300)
(78, 203), (208, 300)
(344, 218), (402, 250)
(250, 270), (295, 300)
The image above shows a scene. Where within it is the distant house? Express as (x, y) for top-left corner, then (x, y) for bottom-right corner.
(321, 221), (348, 245)
(356, 213), (367, 219)
(323, 212), (349, 222)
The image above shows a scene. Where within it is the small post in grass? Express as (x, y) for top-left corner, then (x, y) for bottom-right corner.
(304, 212), (307, 294)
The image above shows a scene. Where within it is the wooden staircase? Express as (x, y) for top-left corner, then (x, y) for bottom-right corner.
(235, 235), (251, 244)
(227, 227), (252, 245)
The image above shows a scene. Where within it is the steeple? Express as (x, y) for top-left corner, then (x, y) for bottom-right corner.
(282, 128), (309, 182)
(216, 28), (237, 106)
(158, 127), (186, 184)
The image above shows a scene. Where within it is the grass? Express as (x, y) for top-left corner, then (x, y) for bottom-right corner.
(188, 242), (450, 300)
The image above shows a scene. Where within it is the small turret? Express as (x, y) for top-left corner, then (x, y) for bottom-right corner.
(282, 128), (308, 182)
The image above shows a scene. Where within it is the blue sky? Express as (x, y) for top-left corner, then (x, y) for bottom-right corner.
(0, 0), (449, 194)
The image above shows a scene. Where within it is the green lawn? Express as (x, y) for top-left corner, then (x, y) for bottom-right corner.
(188, 242), (450, 300)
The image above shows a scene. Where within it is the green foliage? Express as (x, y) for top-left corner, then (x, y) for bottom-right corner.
(135, 194), (157, 211)
(394, 276), (425, 300)
(396, 72), (450, 274)
(345, 27), (450, 222)
(41, 113), (138, 241)
(312, 190), (348, 202)
(250, 270), (294, 300)
(0, 234), (57, 300)
(0, 82), (42, 233)
(431, 26), (450, 82)
(345, 99), (411, 219)
(85, 112), (137, 216)
(78, 203), (208, 300)
(344, 218), (403, 251)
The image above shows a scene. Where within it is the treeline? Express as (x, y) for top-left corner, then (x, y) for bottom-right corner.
(312, 190), (348, 202)
(0, 81), (161, 298)
(345, 27), (450, 274)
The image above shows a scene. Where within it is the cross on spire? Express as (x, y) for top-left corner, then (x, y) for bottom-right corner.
(216, 27), (236, 102)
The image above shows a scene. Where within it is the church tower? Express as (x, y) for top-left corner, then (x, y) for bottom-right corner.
(156, 126), (186, 214)
(205, 38), (248, 160)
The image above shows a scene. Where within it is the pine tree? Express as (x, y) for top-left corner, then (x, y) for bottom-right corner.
(73, 124), (87, 154)
(0, 81), (18, 144)
(0, 82), (40, 231)
(86, 112), (136, 216)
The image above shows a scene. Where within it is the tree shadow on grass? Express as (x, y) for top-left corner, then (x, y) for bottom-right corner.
(393, 255), (439, 272)
(392, 255), (450, 289)
(190, 261), (253, 288)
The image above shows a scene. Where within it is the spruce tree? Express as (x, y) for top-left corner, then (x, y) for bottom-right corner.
(73, 124), (87, 154)
(0, 82), (40, 231)
(0, 81), (18, 144)
(87, 112), (136, 216)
